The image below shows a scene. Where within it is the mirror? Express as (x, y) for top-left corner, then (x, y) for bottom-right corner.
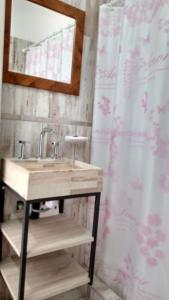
(3, 0), (85, 95)
(9, 0), (76, 83)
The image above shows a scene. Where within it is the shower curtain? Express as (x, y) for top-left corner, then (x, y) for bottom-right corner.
(25, 25), (75, 83)
(87, 1), (169, 299)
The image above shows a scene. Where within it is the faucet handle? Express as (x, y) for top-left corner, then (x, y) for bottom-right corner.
(18, 140), (30, 159)
(51, 141), (60, 160)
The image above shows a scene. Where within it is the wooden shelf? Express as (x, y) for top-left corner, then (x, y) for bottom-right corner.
(1, 215), (93, 258)
(0, 251), (89, 300)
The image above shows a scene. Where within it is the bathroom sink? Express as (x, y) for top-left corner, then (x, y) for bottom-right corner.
(1, 158), (102, 200)
(10, 159), (81, 171)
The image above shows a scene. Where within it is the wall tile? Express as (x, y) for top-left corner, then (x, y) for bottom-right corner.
(0, 120), (15, 157)
(14, 121), (43, 158)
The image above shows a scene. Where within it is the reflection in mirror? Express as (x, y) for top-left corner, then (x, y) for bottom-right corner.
(9, 0), (76, 83)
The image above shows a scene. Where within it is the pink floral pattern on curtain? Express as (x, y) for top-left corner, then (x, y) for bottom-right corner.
(25, 25), (75, 83)
(86, 1), (169, 299)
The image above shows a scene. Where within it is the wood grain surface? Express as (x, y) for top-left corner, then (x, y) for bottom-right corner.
(2, 214), (93, 257)
(0, 251), (89, 300)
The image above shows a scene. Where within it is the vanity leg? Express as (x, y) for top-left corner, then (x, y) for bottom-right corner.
(0, 182), (5, 262)
(18, 201), (30, 300)
(59, 199), (64, 213)
(89, 192), (100, 285)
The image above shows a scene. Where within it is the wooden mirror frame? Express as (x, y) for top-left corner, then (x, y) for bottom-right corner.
(3, 0), (85, 95)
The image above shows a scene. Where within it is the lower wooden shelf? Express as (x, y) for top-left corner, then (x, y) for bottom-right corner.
(1, 215), (93, 258)
(0, 251), (89, 300)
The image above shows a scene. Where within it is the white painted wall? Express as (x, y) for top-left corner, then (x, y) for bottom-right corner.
(11, 0), (75, 43)
(0, 0), (5, 118)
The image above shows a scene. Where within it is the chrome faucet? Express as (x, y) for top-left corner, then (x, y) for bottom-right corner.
(51, 141), (59, 160)
(38, 127), (53, 159)
(18, 140), (30, 159)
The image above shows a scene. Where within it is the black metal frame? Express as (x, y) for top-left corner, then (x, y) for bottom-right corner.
(59, 199), (64, 214)
(89, 193), (100, 285)
(0, 181), (101, 300)
(18, 202), (30, 300)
